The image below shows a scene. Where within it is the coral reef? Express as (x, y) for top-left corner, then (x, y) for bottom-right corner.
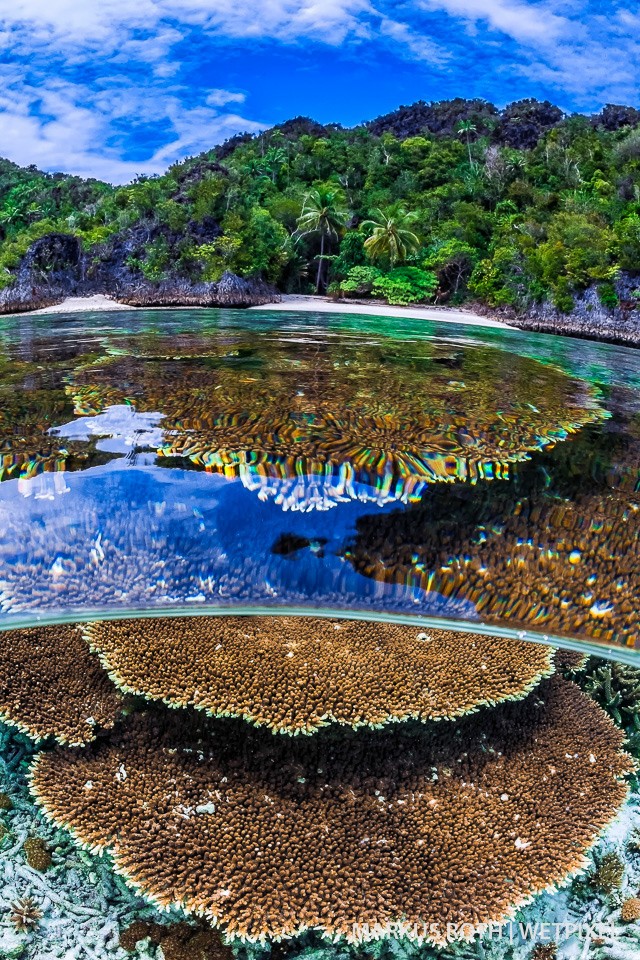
(29, 676), (632, 945)
(0, 624), (124, 745)
(64, 340), (605, 509)
(83, 617), (556, 734)
(0, 719), (173, 960)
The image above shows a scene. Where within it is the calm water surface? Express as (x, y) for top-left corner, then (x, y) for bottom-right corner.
(1, 308), (639, 660)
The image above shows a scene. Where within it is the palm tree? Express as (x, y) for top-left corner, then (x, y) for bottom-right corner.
(360, 206), (421, 267)
(457, 120), (477, 165)
(296, 188), (348, 292)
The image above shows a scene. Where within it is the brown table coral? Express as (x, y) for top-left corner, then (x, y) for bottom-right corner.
(65, 341), (604, 508)
(29, 675), (632, 944)
(82, 617), (556, 734)
(0, 624), (123, 745)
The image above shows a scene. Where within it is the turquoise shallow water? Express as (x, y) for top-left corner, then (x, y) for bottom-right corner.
(0, 307), (639, 659)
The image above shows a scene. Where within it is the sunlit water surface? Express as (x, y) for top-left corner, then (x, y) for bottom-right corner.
(1, 308), (639, 661)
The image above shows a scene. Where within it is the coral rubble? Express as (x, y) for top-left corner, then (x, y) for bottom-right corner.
(83, 616), (556, 734)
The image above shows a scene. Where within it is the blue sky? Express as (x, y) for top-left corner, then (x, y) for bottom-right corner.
(0, 0), (639, 183)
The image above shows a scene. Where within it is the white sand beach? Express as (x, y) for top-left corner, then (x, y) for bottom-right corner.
(13, 293), (512, 330)
(24, 294), (132, 314)
(255, 294), (512, 328)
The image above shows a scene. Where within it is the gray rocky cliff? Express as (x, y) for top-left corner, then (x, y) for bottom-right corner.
(0, 232), (280, 313)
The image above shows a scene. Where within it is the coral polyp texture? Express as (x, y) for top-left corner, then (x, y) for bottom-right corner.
(83, 616), (556, 734)
(66, 341), (604, 508)
(553, 648), (590, 673)
(29, 676), (632, 944)
(0, 624), (123, 745)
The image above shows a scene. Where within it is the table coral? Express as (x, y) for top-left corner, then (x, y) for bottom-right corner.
(29, 676), (632, 945)
(0, 624), (124, 745)
(83, 616), (556, 734)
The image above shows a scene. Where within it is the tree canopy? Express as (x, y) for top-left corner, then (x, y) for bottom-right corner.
(0, 97), (639, 310)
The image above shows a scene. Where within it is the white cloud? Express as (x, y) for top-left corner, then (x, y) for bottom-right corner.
(418, 0), (566, 43)
(0, 0), (638, 182)
(0, 67), (265, 182)
(206, 89), (246, 107)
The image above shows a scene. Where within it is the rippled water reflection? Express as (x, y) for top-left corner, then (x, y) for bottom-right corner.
(0, 308), (638, 657)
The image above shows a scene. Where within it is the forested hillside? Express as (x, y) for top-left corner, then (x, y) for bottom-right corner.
(1, 97), (640, 316)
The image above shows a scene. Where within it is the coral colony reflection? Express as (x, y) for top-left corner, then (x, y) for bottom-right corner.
(2, 311), (640, 960)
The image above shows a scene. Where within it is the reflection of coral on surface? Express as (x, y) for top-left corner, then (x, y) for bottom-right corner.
(29, 676), (631, 945)
(83, 617), (555, 734)
(345, 446), (640, 649)
(0, 624), (123, 745)
(66, 340), (605, 509)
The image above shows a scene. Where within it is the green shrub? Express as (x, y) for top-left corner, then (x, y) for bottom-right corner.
(598, 282), (619, 309)
(340, 265), (382, 295)
(372, 266), (437, 305)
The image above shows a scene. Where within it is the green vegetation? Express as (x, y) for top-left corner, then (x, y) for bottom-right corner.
(1, 98), (640, 309)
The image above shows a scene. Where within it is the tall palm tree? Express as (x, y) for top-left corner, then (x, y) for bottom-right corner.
(457, 120), (477, 165)
(296, 188), (348, 292)
(360, 206), (421, 267)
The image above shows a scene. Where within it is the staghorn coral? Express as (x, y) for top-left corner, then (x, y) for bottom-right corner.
(0, 624), (124, 745)
(82, 616), (556, 734)
(23, 836), (52, 871)
(9, 896), (43, 933)
(29, 676), (632, 945)
(591, 851), (626, 894)
(583, 660), (640, 729)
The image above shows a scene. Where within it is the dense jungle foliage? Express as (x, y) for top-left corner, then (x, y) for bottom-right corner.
(2, 97), (640, 310)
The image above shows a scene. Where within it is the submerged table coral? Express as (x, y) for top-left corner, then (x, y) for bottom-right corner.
(29, 676), (632, 945)
(64, 340), (605, 510)
(82, 617), (557, 734)
(0, 624), (124, 746)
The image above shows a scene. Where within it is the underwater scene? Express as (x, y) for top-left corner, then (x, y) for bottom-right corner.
(2, 307), (640, 960)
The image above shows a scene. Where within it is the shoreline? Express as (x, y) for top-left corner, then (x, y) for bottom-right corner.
(5, 293), (512, 331)
(6, 293), (640, 346)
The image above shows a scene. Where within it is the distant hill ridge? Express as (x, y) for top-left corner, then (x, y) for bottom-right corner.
(2, 96), (640, 345)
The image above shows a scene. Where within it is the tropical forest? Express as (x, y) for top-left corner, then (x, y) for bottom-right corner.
(2, 97), (640, 316)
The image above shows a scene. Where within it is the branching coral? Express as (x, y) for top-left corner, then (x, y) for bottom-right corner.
(583, 660), (640, 729)
(82, 617), (556, 734)
(9, 896), (43, 933)
(29, 676), (632, 945)
(0, 624), (124, 745)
